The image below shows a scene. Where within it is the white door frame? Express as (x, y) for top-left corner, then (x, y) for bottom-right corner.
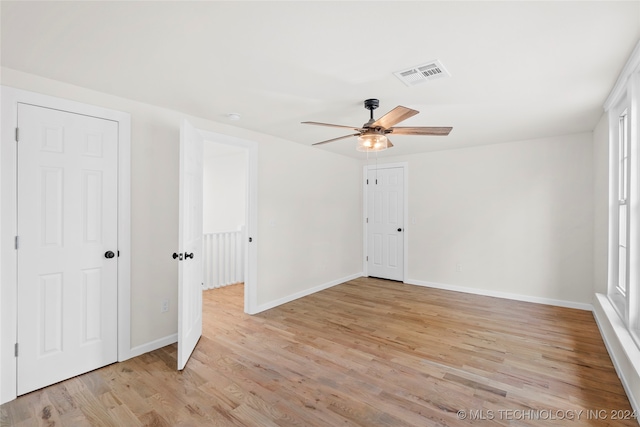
(362, 162), (409, 281)
(197, 129), (258, 314)
(0, 86), (131, 404)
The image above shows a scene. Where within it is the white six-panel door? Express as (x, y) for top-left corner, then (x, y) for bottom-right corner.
(16, 103), (119, 395)
(367, 167), (404, 281)
(177, 120), (204, 370)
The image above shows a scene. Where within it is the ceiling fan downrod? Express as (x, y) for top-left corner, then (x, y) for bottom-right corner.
(363, 98), (379, 125)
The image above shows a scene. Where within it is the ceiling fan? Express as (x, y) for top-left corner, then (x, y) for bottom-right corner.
(302, 99), (452, 151)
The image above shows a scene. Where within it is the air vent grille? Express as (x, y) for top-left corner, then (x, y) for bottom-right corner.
(394, 60), (450, 87)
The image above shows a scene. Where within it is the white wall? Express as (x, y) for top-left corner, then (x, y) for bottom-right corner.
(257, 136), (362, 309)
(593, 113), (610, 295)
(203, 143), (246, 233)
(0, 67), (363, 350)
(377, 132), (594, 306)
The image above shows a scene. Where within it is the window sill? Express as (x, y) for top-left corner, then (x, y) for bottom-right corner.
(593, 293), (640, 413)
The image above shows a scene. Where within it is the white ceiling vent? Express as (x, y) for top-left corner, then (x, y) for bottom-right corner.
(394, 60), (450, 87)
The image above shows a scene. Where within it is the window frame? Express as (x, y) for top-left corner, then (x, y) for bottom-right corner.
(606, 69), (640, 349)
(617, 109), (629, 298)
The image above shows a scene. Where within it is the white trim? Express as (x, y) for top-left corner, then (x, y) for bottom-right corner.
(405, 278), (593, 311)
(362, 162), (409, 282)
(608, 95), (626, 317)
(194, 129), (259, 315)
(129, 333), (177, 359)
(362, 171), (368, 275)
(605, 39), (640, 112)
(593, 294), (640, 415)
(0, 86), (131, 404)
(117, 103), (132, 363)
(629, 71), (640, 344)
(254, 273), (363, 314)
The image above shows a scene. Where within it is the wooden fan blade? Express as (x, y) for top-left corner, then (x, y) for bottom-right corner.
(388, 126), (452, 136)
(312, 133), (360, 146)
(371, 106), (419, 129)
(386, 139), (394, 148)
(302, 121), (362, 131)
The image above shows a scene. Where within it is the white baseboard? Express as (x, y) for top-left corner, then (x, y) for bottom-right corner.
(254, 272), (364, 314)
(125, 333), (178, 360)
(404, 279), (593, 311)
(593, 294), (640, 417)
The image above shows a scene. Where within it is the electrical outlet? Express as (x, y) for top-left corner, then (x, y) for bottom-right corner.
(455, 263), (463, 273)
(161, 299), (169, 313)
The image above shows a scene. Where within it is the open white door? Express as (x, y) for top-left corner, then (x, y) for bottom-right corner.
(177, 120), (204, 370)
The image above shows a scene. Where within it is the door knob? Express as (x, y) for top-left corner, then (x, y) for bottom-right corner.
(105, 251), (115, 259)
(185, 252), (194, 259)
(172, 252), (183, 260)
(397, 228), (403, 232)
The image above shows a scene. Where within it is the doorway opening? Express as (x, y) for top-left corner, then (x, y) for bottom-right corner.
(202, 142), (247, 299)
(176, 123), (257, 370)
(198, 130), (258, 315)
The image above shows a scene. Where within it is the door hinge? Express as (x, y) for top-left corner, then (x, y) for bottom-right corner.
(366, 179), (369, 185)
(366, 218), (368, 223)
(376, 179), (378, 185)
(15, 236), (19, 250)
(249, 237), (253, 243)
(15, 127), (19, 142)
(366, 256), (368, 261)
(14, 343), (18, 357)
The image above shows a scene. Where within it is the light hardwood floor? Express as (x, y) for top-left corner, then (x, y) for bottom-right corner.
(1, 277), (637, 426)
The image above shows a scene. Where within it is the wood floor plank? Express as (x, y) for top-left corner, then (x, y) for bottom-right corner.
(1, 278), (637, 426)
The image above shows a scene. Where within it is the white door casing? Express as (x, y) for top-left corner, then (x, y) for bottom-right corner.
(365, 165), (407, 281)
(177, 120), (204, 370)
(1, 86), (131, 405)
(16, 104), (119, 395)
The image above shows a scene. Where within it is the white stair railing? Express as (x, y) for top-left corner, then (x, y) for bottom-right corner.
(203, 226), (244, 289)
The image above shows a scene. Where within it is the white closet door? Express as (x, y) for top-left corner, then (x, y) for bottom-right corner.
(367, 167), (404, 281)
(17, 103), (118, 395)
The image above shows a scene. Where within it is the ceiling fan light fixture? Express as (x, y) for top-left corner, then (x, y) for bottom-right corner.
(356, 133), (388, 152)
(304, 98), (452, 149)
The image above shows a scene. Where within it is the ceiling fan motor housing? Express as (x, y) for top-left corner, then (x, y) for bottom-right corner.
(364, 98), (379, 111)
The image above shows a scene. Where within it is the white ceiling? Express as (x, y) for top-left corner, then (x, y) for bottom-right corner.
(2, 1), (639, 159)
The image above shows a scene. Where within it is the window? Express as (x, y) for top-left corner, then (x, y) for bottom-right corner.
(617, 110), (629, 298)
(606, 67), (639, 348)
